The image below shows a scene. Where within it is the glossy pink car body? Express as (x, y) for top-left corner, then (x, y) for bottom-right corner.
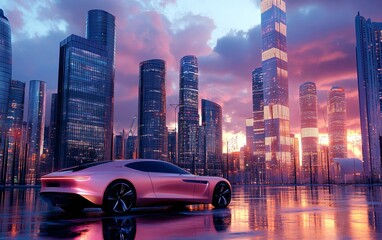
(40, 159), (231, 214)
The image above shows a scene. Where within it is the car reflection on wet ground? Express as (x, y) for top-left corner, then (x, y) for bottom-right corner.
(1, 185), (382, 239)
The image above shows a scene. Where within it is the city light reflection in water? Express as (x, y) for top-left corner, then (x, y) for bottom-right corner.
(1, 186), (382, 239)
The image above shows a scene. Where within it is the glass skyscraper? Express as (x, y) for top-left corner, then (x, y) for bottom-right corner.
(0, 9), (12, 181)
(3, 80), (25, 184)
(0, 9), (11, 137)
(201, 99), (222, 177)
(327, 86), (347, 160)
(252, 67), (265, 183)
(48, 93), (57, 171)
(56, 35), (110, 169)
(261, 0), (290, 183)
(86, 10), (115, 159)
(27, 80), (47, 184)
(138, 59), (167, 160)
(178, 55), (199, 172)
(299, 82), (319, 182)
(355, 13), (382, 181)
(55, 10), (115, 169)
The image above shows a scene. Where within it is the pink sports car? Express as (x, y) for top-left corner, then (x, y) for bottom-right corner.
(40, 159), (232, 214)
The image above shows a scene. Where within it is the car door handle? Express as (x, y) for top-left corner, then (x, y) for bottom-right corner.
(182, 179), (208, 184)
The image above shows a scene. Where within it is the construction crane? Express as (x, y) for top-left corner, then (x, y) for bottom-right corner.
(128, 115), (137, 136)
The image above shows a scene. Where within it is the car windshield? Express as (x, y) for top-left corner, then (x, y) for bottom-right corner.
(58, 161), (111, 172)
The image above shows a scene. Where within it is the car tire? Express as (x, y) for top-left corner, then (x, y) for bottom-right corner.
(102, 180), (136, 214)
(212, 182), (231, 208)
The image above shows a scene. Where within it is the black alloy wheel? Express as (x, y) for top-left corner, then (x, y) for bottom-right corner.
(212, 182), (231, 208)
(103, 181), (136, 214)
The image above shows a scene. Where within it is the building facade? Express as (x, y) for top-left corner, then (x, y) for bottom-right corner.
(252, 67), (265, 183)
(138, 59), (167, 160)
(48, 93), (58, 171)
(0, 9), (12, 184)
(299, 82), (319, 183)
(56, 35), (110, 169)
(55, 10), (115, 169)
(178, 55), (199, 172)
(3, 80), (25, 184)
(125, 136), (137, 159)
(261, 0), (290, 183)
(27, 80), (47, 184)
(327, 86), (347, 160)
(355, 13), (382, 181)
(0, 9), (11, 137)
(200, 99), (223, 177)
(86, 9), (115, 160)
(168, 130), (176, 164)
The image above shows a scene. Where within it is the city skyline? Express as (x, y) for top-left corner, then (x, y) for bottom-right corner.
(2, 1), (382, 154)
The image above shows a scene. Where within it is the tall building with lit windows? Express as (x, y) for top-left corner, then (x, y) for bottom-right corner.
(27, 80), (47, 184)
(355, 13), (382, 181)
(138, 59), (167, 160)
(0, 9), (12, 184)
(3, 80), (25, 184)
(261, 0), (290, 183)
(327, 86), (347, 160)
(252, 67), (265, 183)
(200, 99), (223, 177)
(55, 10), (115, 169)
(299, 82), (319, 182)
(178, 55), (199, 172)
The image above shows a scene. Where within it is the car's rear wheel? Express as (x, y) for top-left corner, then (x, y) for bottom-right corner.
(212, 182), (231, 208)
(103, 180), (136, 214)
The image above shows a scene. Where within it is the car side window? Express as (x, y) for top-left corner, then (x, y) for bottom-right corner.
(126, 161), (190, 174)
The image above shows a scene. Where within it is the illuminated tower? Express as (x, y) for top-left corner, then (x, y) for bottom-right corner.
(56, 10), (115, 169)
(261, 0), (290, 183)
(178, 55), (199, 172)
(252, 67), (265, 183)
(0, 9), (12, 184)
(299, 82), (319, 183)
(327, 86), (347, 160)
(355, 13), (382, 181)
(27, 80), (47, 184)
(138, 59), (167, 160)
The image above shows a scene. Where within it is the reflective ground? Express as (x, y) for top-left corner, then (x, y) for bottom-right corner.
(1, 185), (382, 239)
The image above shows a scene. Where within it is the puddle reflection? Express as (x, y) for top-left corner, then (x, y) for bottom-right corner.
(1, 186), (382, 239)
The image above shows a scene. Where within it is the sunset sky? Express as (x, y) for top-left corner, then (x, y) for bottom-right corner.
(2, 0), (382, 154)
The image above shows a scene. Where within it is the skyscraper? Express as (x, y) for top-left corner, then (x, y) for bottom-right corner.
(27, 80), (47, 184)
(168, 130), (176, 164)
(327, 86), (347, 160)
(138, 59), (167, 160)
(252, 67), (265, 183)
(114, 130), (126, 159)
(55, 10), (115, 169)
(4, 80), (25, 184)
(201, 99), (222, 176)
(261, 0), (290, 183)
(86, 10), (115, 159)
(56, 34), (110, 169)
(245, 118), (254, 154)
(0, 10), (12, 183)
(178, 55), (199, 172)
(299, 82), (319, 182)
(355, 13), (382, 181)
(48, 93), (58, 171)
(0, 9), (11, 137)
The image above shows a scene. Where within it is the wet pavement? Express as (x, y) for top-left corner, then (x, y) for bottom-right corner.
(1, 185), (382, 239)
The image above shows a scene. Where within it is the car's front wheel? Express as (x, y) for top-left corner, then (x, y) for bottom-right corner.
(102, 180), (136, 214)
(212, 182), (231, 208)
